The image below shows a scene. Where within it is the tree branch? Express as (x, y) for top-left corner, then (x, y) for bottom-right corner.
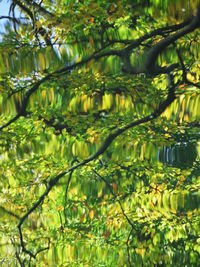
(17, 74), (176, 258)
(1, 11), (197, 131)
(176, 48), (200, 89)
(145, 5), (200, 74)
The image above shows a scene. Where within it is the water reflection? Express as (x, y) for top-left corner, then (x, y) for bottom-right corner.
(1, 90), (200, 167)
(0, 3), (200, 265)
(158, 142), (197, 168)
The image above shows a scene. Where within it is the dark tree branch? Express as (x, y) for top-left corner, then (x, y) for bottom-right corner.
(186, 80), (200, 89)
(123, 18), (193, 54)
(92, 166), (135, 266)
(0, 50), (121, 131)
(11, 0), (53, 46)
(24, 0), (54, 17)
(12, 0), (35, 25)
(145, 5), (200, 74)
(59, 18), (192, 49)
(1, 2), (199, 265)
(0, 205), (20, 219)
(0, 113), (21, 131)
(1, 7), (199, 131)
(127, 228), (134, 267)
(64, 159), (79, 226)
(176, 48), (200, 89)
(17, 74), (176, 258)
(11, 238), (25, 267)
(92, 168), (134, 228)
(176, 48), (187, 81)
(34, 238), (50, 257)
(0, 15), (19, 23)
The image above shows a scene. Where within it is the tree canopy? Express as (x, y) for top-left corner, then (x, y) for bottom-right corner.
(0, 0), (200, 266)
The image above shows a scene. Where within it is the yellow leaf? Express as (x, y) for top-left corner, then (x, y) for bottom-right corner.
(56, 206), (64, 211)
(89, 209), (94, 220)
(136, 248), (146, 258)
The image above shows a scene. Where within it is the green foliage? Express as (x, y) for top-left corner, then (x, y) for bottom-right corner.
(0, 0), (200, 266)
